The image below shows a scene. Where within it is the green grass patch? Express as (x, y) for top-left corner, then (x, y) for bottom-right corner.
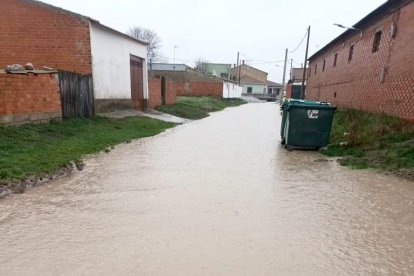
(0, 116), (175, 182)
(321, 109), (414, 176)
(156, 96), (246, 119)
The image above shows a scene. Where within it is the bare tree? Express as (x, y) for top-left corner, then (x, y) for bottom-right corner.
(195, 58), (209, 73)
(128, 26), (161, 61)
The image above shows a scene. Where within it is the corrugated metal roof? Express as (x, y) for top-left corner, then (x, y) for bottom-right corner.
(149, 63), (188, 71)
(267, 80), (282, 87)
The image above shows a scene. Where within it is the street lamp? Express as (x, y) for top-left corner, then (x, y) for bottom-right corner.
(333, 23), (363, 36)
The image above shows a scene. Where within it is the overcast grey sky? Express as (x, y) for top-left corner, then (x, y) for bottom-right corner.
(41, 0), (386, 82)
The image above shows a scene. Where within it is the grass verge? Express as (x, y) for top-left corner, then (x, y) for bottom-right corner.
(321, 109), (414, 179)
(156, 96), (246, 119)
(0, 116), (175, 183)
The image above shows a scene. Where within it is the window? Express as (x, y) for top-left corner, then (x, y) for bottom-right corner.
(348, 45), (354, 62)
(220, 73), (228, 79)
(307, 68), (311, 78)
(333, 53), (338, 67)
(322, 59), (326, 72)
(247, 87), (253, 93)
(372, 30), (382, 53)
(314, 64), (317, 75)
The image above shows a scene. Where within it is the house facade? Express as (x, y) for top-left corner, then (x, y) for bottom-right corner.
(0, 0), (149, 116)
(231, 63), (268, 94)
(239, 76), (267, 94)
(306, 0), (414, 120)
(230, 62), (276, 100)
(267, 81), (283, 97)
(290, 68), (308, 83)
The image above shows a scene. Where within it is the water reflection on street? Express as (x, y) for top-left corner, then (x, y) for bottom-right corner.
(0, 103), (413, 275)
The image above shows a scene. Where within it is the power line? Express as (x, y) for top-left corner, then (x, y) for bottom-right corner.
(249, 60), (285, 65)
(289, 29), (308, 54)
(239, 53), (286, 65)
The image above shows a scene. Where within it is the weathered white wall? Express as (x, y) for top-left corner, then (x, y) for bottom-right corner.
(90, 23), (148, 100)
(222, 81), (242, 98)
(242, 84), (266, 94)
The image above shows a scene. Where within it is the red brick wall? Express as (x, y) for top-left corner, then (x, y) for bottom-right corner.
(0, 73), (61, 124)
(0, 0), (92, 74)
(165, 80), (177, 105)
(148, 78), (161, 108)
(177, 81), (223, 97)
(306, 1), (414, 121)
(286, 83), (293, 99)
(147, 77), (177, 108)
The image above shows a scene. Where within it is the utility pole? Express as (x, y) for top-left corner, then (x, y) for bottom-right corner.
(238, 56), (241, 86)
(300, 26), (310, 99)
(282, 48), (288, 93)
(236, 52), (240, 84)
(289, 58), (293, 79)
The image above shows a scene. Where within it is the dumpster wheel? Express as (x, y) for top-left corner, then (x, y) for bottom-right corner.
(281, 137), (286, 145)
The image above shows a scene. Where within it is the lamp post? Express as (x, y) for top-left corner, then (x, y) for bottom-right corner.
(333, 23), (362, 36)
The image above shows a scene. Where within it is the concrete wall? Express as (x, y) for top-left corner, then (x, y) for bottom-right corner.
(90, 23), (148, 101)
(0, 73), (61, 125)
(306, 0), (414, 120)
(0, 0), (92, 74)
(223, 81), (242, 98)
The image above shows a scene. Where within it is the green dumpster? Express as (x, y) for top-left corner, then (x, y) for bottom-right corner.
(280, 99), (336, 149)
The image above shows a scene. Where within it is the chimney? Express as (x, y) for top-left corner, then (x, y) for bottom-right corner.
(242, 60), (245, 65)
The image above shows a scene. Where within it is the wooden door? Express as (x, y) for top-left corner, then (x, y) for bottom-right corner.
(58, 71), (94, 118)
(130, 56), (144, 110)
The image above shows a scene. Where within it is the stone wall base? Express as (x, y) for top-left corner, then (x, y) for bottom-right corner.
(0, 111), (62, 126)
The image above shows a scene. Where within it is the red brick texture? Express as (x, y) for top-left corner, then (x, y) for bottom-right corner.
(186, 82), (223, 97)
(165, 80), (178, 105)
(149, 69), (224, 98)
(0, 73), (61, 124)
(306, 1), (414, 121)
(148, 78), (161, 108)
(148, 77), (177, 108)
(0, 0), (92, 74)
(286, 83), (293, 99)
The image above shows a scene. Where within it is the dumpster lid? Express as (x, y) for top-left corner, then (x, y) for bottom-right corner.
(282, 99), (334, 109)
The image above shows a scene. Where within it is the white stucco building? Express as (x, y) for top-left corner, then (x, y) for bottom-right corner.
(89, 22), (148, 112)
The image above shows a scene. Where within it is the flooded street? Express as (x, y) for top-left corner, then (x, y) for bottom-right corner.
(0, 103), (413, 275)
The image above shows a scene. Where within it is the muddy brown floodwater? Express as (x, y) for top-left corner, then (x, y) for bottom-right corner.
(0, 103), (413, 275)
